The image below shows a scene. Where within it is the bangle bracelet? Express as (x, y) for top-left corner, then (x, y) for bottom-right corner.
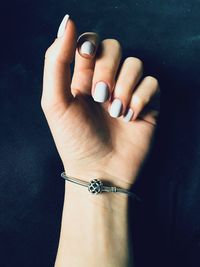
(61, 172), (141, 202)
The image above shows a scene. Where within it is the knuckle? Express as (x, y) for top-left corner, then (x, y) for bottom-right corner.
(124, 57), (144, 74)
(124, 57), (134, 64)
(44, 39), (59, 62)
(128, 57), (143, 68)
(145, 76), (159, 89)
(102, 38), (122, 52)
(44, 43), (53, 59)
(123, 57), (143, 77)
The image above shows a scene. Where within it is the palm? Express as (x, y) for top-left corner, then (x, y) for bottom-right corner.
(48, 94), (156, 187)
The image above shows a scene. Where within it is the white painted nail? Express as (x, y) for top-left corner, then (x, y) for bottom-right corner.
(123, 108), (134, 122)
(57, 14), (70, 38)
(80, 41), (95, 55)
(109, 99), (123, 118)
(93, 82), (109, 103)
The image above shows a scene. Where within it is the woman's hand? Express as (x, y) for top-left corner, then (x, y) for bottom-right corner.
(41, 15), (160, 190)
(42, 15), (161, 267)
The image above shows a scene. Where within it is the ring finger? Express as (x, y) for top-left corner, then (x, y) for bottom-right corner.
(108, 57), (143, 117)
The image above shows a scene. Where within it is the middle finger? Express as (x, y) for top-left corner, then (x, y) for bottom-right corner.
(92, 39), (122, 103)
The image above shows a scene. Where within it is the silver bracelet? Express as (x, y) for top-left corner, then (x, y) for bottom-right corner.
(61, 172), (141, 201)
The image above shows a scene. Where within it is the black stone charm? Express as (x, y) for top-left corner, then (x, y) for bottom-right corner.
(88, 179), (103, 194)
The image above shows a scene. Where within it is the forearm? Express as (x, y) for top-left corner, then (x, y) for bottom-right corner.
(54, 181), (134, 267)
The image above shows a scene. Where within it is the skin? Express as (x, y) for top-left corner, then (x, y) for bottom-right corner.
(42, 18), (160, 267)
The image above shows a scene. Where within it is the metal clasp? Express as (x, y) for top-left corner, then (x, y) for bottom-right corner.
(110, 186), (117, 192)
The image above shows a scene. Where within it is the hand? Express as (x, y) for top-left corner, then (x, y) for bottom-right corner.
(41, 15), (160, 190)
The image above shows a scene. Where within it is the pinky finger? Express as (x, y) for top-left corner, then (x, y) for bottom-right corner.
(123, 76), (160, 123)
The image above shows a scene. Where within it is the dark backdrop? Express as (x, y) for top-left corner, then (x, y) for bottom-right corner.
(0, 1), (200, 266)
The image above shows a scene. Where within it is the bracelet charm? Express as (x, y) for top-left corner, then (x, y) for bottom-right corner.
(88, 179), (103, 194)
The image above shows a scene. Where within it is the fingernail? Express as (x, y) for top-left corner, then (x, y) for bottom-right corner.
(80, 41), (95, 56)
(123, 108), (134, 122)
(57, 14), (70, 38)
(93, 82), (109, 103)
(77, 32), (99, 58)
(109, 99), (123, 118)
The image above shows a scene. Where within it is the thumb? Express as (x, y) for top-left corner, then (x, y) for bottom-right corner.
(41, 15), (76, 113)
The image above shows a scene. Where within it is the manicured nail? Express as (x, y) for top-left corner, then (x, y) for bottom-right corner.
(109, 99), (123, 118)
(57, 14), (70, 38)
(80, 41), (95, 56)
(77, 32), (99, 58)
(123, 108), (134, 122)
(93, 82), (109, 103)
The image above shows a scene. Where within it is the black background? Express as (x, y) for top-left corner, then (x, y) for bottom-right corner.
(0, 0), (200, 266)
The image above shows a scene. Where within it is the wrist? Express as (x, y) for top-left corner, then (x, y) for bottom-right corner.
(64, 180), (129, 211)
